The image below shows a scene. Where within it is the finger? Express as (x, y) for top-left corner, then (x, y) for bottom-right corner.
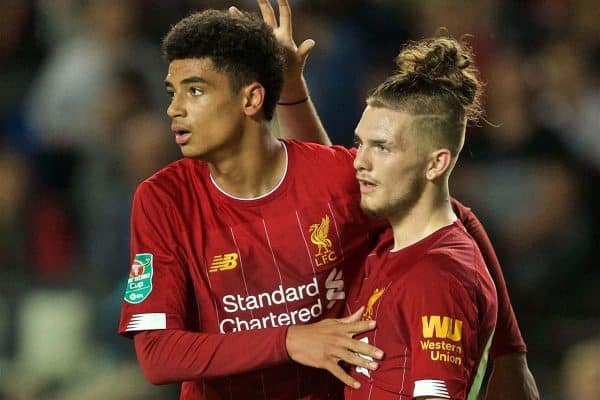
(228, 6), (243, 17)
(339, 306), (365, 323)
(297, 39), (315, 62)
(347, 339), (384, 360)
(335, 348), (379, 371)
(327, 362), (361, 389)
(276, 0), (292, 35)
(336, 336), (383, 360)
(344, 319), (377, 336)
(257, 0), (277, 28)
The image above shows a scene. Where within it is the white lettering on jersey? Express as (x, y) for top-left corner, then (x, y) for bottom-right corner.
(222, 277), (320, 313)
(219, 299), (324, 333)
(217, 271), (347, 333)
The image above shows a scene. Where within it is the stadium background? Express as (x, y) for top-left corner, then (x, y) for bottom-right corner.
(0, 0), (598, 399)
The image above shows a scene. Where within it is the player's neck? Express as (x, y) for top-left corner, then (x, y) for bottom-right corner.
(207, 122), (286, 199)
(389, 183), (456, 251)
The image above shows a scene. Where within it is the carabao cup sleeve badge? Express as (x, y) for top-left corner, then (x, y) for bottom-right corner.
(124, 253), (154, 304)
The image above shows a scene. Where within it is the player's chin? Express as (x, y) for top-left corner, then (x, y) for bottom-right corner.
(360, 199), (381, 218)
(179, 145), (205, 159)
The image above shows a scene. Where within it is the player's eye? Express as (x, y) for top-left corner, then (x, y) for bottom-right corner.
(190, 87), (204, 96)
(166, 90), (175, 99)
(376, 143), (389, 152)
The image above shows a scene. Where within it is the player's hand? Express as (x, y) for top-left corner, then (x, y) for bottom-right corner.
(257, 0), (314, 80)
(285, 306), (383, 389)
(485, 353), (540, 400)
(231, 0), (314, 101)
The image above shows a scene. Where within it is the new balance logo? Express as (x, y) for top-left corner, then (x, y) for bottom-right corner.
(421, 315), (463, 341)
(209, 253), (239, 272)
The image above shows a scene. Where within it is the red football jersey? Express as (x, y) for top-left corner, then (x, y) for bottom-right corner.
(344, 221), (497, 400)
(119, 140), (381, 399)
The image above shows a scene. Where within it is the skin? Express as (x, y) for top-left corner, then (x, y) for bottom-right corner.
(354, 106), (455, 250)
(353, 107), (429, 221)
(164, 58), (286, 198)
(165, 58), (247, 160)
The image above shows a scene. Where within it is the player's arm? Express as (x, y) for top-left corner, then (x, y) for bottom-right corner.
(135, 307), (382, 387)
(451, 198), (540, 400)
(484, 353), (539, 400)
(404, 255), (497, 400)
(234, 0), (330, 144)
(133, 327), (288, 383)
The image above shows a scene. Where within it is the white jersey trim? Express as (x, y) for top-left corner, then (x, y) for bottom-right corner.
(413, 379), (451, 399)
(125, 313), (167, 331)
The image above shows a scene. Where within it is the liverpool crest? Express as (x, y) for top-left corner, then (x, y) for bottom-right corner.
(309, 215), (337, 267)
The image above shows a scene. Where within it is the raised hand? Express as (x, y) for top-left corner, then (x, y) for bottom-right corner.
(285, 307), (383, 388)
(256, 0), (315, 82)
(229, 0), (329, 144)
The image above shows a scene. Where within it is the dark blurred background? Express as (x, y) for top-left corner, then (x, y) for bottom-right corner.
(0, 0), (598, 399)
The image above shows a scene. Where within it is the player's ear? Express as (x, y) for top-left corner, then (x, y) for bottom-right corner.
(242, 82), (265, 117)
(426, 148), (452, 180)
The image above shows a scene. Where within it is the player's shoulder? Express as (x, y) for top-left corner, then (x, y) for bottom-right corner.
(420, 222), (486, 283)
(428, 221), (480, 257)
(284, 139), (355, 165)
(283, 140), (357, 190)
(134, 158), (201, 203)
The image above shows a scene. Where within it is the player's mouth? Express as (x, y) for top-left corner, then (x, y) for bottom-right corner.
(357, 177), (377, 194)
(172, 125), (192, 145)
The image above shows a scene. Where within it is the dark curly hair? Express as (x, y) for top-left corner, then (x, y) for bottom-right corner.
(368, 36), (484, 156)
(162, 9), (284, 120)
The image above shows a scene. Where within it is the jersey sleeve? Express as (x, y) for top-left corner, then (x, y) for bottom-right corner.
(134, 327), (290, 384)
(451, 197), (528, 357)
(400, 255), (496, 400)
(118, 181), (193, 336)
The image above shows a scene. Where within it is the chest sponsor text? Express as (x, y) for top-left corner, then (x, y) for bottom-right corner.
(219, 269), (343, 332)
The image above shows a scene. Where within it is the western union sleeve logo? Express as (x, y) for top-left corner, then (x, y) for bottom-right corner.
(309, 215), (337, 267)
(421, 315), (463, 341)
(209, 253), (239, 272)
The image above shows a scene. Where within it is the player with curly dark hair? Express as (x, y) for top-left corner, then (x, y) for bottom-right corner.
(118, 6), (384, 400)
(162, 9), (284, 121)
